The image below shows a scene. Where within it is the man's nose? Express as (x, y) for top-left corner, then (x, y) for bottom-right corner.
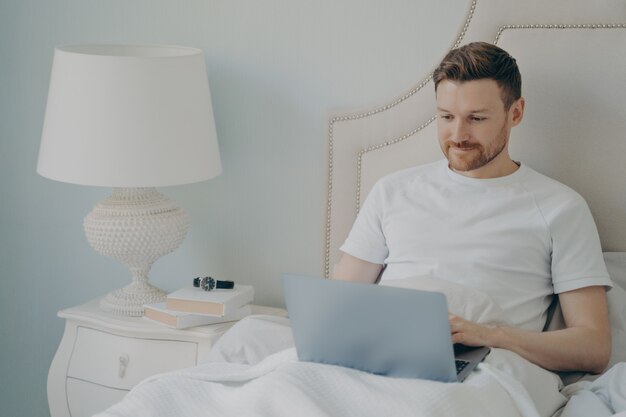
(451, 121), (470, 143)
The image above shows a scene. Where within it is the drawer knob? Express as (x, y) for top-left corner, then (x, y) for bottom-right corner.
(118, 354), (130, 378)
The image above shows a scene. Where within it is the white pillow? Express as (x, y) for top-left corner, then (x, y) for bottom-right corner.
(203, 315), (294, 365)
(380, 275), (512, 326)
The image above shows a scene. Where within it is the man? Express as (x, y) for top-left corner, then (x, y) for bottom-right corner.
(334, 42), (612, 374)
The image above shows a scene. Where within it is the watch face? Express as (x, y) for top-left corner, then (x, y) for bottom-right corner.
(193, 276), (215, 291)
(202, 277), (216, 291)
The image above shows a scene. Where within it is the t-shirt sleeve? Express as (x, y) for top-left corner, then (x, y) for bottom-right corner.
(549, 193), (612, 294)
(339, 180), (389, 265)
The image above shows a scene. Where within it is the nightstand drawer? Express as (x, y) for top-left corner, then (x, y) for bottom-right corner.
(68, 326), (197, 390)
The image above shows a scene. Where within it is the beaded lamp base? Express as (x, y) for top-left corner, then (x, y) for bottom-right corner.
(84, 187), (190, 316)
(99, 281), (167, 316)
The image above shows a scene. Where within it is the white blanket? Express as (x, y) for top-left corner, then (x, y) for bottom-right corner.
(95, 312), (575, 417)
(97, 347), (542, 417)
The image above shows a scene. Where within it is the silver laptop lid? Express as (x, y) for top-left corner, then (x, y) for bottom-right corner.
(282, 274), (458, 382)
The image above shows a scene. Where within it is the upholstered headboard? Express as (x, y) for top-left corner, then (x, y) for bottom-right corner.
(324, 0), (626, 277)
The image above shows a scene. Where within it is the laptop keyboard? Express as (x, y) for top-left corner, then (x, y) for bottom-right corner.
(455, 359), (470, 374)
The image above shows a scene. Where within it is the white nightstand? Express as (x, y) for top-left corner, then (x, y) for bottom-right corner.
(47, 297), (286, 417)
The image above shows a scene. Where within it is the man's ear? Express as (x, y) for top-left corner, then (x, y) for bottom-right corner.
(509, 97), (525, 126)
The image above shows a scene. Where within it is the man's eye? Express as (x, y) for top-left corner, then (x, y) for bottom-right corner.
(470, 116), (486, 121)
(439, 114), (453, 120)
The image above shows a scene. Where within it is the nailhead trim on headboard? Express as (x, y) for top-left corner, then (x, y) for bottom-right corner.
(494, 23), (626, 44)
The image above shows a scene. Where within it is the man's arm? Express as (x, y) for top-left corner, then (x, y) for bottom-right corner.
(333, 253), (383, 283)
(449, 285), (611, 373)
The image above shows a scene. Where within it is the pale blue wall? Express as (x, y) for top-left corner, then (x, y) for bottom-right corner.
(0, 1), (465, 415)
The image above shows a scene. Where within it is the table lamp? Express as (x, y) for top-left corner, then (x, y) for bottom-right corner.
(37, 44), (222, 316)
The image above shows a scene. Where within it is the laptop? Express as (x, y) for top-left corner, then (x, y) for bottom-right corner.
(282, 274), (490, 382)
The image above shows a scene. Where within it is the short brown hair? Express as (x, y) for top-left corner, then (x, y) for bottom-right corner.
(433, 42), (521, 109)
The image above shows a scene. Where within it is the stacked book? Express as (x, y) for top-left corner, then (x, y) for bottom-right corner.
(144, 284), (254, 329)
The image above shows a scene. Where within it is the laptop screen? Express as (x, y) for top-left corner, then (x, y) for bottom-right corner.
(282, 274), (459, 381)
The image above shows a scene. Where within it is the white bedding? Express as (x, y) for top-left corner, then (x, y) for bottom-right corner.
(96, 314), (569, 417)
(97, 346), (541, 417)
(95, 315), (626, 417)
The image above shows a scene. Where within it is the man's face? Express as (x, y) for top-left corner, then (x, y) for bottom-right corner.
(436, 79), (523, 178)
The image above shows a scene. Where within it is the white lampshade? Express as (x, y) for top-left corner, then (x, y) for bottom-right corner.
(37, 44), (223, 316)
(38, 44), (221, 187)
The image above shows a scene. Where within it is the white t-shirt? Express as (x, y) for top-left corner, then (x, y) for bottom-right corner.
(340, 159), (611, 331)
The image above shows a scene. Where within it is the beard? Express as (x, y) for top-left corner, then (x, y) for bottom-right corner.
(441, 123), (509, 173)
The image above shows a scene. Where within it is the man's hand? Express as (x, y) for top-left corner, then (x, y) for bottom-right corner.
(449, 314), (497, 347)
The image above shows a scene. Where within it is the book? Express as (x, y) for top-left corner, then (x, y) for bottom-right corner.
(165, 285), (254, 316)
(143, 302), (252, 329)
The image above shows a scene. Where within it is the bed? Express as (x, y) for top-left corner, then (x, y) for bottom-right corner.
(97, 1), (626, 416)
